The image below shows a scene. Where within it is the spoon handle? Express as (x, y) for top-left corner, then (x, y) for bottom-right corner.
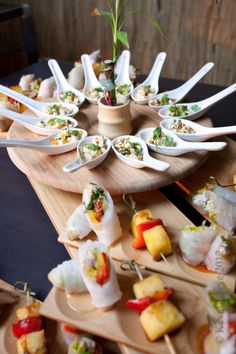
(81, 54), (101, 89)
(115, 50), (131, 85)
(175, 62), (214, 97)
(63, 159), (84, 173)
(199, 83), (236, 109)
(48, 59), (69, 91)
(0, 85), (41, 111)
(0, 139), (41, 149)
(205, 125), (236, 136)
(144, 52), (166, 88)
(144, 156), (170, 172)
(0, 107), (35, 125)
(183, 141), (227, 151)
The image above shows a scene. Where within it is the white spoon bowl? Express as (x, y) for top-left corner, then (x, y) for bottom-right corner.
(131, 52), (166, 105)
(115, 50), (133, 99)
(0, 107), (78, 136)
(63, 135), (111, 173)
(139, 127), (227, 156)
(81, 54), (104, 104)
(148, 62), (214, 110)
(158, 83), (236, 121)
(48, 59), (85, 107)
(0, 85), (79, 118)
(112, 135), (170, 172)
(0, 128), (87, 155)
(160, 118), (236, 142)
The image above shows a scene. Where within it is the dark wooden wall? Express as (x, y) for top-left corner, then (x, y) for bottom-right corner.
(1, 0), (235, 86)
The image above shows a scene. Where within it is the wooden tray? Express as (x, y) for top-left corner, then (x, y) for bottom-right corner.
(40, 264), (205, 354)
(7, 103), (212, 194)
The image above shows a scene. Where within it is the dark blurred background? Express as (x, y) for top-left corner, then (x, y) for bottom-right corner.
(0, 0), (235, 86)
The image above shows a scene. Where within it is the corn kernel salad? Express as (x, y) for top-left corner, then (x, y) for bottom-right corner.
(51, 129), (83, 145)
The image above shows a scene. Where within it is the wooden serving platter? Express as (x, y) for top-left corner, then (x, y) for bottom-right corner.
(40, 264), (205, 354)
(7, 103), (212, 194)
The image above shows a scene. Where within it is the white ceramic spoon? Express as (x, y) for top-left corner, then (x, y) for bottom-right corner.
(158, 83), (236, 121)
(131, 52), (167, 104)
(115, 50), (133, 99)
(139, 127), (227, 156)
(0, 107), (78, 136)
(81, 54), (104, 104)
(0, 128), (87, 155)
(160, 118), (236, 142)
(48, 59), (85, 107)
(148, 62), (214, 110)
(63, 135), (111, 172)
(0, 85), (78, 118)
(112, 135), (170, 171)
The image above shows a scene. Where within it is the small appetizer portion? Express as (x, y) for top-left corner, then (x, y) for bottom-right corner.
(148, 127), (176, 147)
(37, 77), (55, 99)
(66, 204), (92, 241)
(78, 240), (122, 309)
(150, 94), (176, 106)
(44, 103), (73, 116)
(79, 136), (108, 162)
(202, 282), (236, 354)
(167, 105), (189, 117)
(114, 138), (143, 160)
(59, 91), (81, 105)
(39, 117), (76, 130)
(12, 302), (47, 354)
(82, 183), (122, 246)
(116, 84), (131, 96)
(126, 274), (185, 341)
(52, 128), (83, 145)
(68, 335), (103, 354)
(193, 180), (236, 232)
(130, 209), (172, 260)
(86, 87), (104, 100)
(167, 119), (196, 134)
(48, 258), (87, 294)
(136, 85), (155, 100)
(19, 74), (36, 91)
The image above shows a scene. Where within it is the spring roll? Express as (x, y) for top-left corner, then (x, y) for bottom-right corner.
(82, 183), (123, 246)
(19, 74), (35, 91)
(68, 64), (84, 90)
(66, 205), (92, 241)
(78, 240), (122, 309)
(38, 77), (55, 98)
(48, 259), (87, 294)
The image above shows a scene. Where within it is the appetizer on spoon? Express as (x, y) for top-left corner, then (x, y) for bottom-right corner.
(0, 85), (78, 118)
(63, 135), (111, 172)
(115, 50), (133, 99)
(160, 118), (236, 142)
(139, 127), (227, 156)
(158, 83), (236, 120)
(48, 59), (85, 106)
(81, 54), (104, 104)
(0, 107), (78, 136)
(112, 135), (170, 171)
(0, 128), (87, 155)
(148, 62), (214, 110)
(131, 52), (167, 104)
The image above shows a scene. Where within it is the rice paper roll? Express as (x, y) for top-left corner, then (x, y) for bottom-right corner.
(66, 204), (92, 241)
(78, 240), (122, 309)
(48, 258), (87, 294)
(193, 183), (236, 232)
(82, 183), (123, 246)
(68, 64), (84, 90)
(179, 224), (217, 265)
(19, 74), (35, 91)
(205, 234), (236, 274)
(38, 77), (55, 98)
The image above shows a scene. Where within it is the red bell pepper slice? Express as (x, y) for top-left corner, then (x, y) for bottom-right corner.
(229, 321), (236, 335)
(97, 252), (110, 286)
(125, 288), (173, 313)
(12, 316), (42, 338)
(132, 218), (164, 249)
(7, 97), (15, 104)
(63, 324), (81, 335)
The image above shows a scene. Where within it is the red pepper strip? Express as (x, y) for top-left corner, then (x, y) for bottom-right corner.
(63, 324), (81, 335)
(12, 316), (42, 338)
(132, 218), (164, 249)
(229, 321), (236, 335)
(7, 97), (15, 104)
(97, 252), (110, 286)
(125, 288), (173, 313)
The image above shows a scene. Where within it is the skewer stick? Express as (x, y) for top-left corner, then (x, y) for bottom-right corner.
(14, 281), (36, 305)
(160, 252), (173, 271)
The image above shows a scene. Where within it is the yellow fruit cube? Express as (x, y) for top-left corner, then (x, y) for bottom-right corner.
(131, 209), (153, 238)
(17, 330), (47, 354)
(133, 274), (165, 299)
(16, 302), (40, 320)
(140, 300), (185, 341)
(143, 225), (172, 260)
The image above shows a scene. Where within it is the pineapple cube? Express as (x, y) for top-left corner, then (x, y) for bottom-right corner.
(17, 330), (47, 354)
(133, 274), (165, 299)
(140, 300), (185, 341)
(143, 225), (172, 260)
(131, 209), (153, 238)
(16, 302), (40, 320)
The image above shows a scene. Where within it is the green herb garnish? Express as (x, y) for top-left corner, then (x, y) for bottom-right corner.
(85, 143), (101, 151)
(86, 187), (106, 211)
(168, 105), (189, 117)
(191, 104), (201, 112)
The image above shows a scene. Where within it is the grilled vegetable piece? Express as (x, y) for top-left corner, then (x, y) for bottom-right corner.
(133, 218), (164, 249)
(143, 225), (172, 260)
(133, 274), (165, 299)
(16, 330), (47, 354)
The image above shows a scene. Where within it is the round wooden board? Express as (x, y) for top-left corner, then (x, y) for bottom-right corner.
(7, 102), (212, 194)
